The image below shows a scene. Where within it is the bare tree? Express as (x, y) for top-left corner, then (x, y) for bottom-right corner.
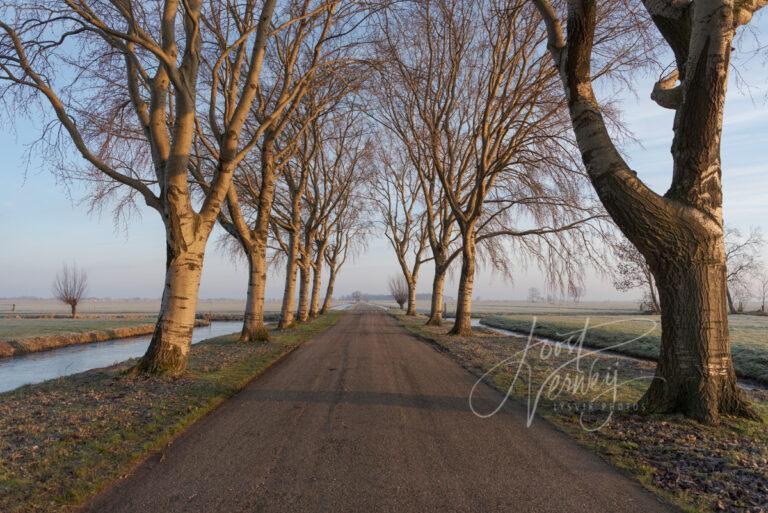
(527, 287), (542, 303)
(725, 226), (764, 314)
(755, 268), (768, 314)
(53, 263), (88, 318)
(532, 0), (766, 422)
(388, 275), (409, 310)
(612, 240), (660, 313)
(320, 194), (371, 314)
(370, 140), (429, 316)
(373, 0), (605, 336)
(1, 0), (279, 375)
(213, 0), (362, 340)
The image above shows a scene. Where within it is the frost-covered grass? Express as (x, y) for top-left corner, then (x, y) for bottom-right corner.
(0, 312), (341, 513)
(481, 314), (768, 383)
(0, 318), (157, 341)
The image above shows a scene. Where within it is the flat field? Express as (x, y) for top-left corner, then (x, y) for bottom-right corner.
(482, 313), (768, 383)
(0, 298), (284, 316)
(0, 317), (157, 341)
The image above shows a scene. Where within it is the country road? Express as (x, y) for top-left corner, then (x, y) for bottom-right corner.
(83, 306), (677, 513)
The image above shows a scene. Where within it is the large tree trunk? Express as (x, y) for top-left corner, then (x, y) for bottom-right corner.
(426, 265), (447, 326)
(449, 228), (475, 336)
(532, 0), (759, 423)
(135, 246), (204, 375)
(241, 246), (270, 342)
(297, 264), (311, 322)
(640, 244), (756, 422)
(320, 267), (337, 315)
(279, 230), (301, 329)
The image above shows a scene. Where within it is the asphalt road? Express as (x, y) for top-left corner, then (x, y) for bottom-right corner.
(83, 305), (677, 513)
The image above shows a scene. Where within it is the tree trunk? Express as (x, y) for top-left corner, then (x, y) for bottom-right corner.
(70, 303), (76, 319)
(135, 247), (204, 375)
(241, 247), (270, 342)
(449, 228), (475, 336)
(726, 287), (737, 315)
(297, 265), (311, 322)
(640, 249), (757, 422)
(405, 278), (418, 316)
(320, 267), (337, 315)
(279, 230), (301, 329)
(309, 244), (327, 318)
(426, 265), (447, 326)
(531, 0), (758, 423)
(239, 140), (279, 342)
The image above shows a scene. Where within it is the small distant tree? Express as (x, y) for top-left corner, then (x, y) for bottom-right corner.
(755, 269), (768, 314)
(351, 291), (363, 303)
(725, 227), (764, 314)
(53, 263), (88, 318)
(388, 276), (409, 310)
(568, 284), (584, 304)
(527, 287), (542, 303)
(611, 240), (660, 314)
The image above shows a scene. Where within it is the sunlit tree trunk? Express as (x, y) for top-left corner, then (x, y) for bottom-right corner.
(449, 225), (475, 336)
(241, 245), (270, 342)
(297, 264), (312, 322)
(279, 236), (300, 329)
(136, 243), (205, 374)
(320, 267), (337, 315)
(533, 0), (760, 421)
(426, 262), (447, 326)
(309, 240), (328, 318)
(240, 141), (278, 342)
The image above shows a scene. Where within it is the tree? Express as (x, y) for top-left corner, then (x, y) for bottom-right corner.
(532, 0), (765, 422)
(373, 0), (605, 336)
(320, 199), (370, 315)
(612, 240), (660, 313)
(725, 226), (764, 314)
(527, 287), (542, 303)
(388, 276), (409, 310)
(212, 0), (361, 340)
(370, 141), (429, 316)
(755, 269), (768, 313)
(1, 0), (278, 375)
(53, 263), (88, 318)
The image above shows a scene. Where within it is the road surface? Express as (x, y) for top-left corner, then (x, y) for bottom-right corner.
(83, 306), (676, 513)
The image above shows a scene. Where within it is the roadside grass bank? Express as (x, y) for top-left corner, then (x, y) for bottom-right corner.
(481, 314), (768, 384)
(0, 312), (341, 513)
(396, 314), (768, 513)
(0, 318), (210, 358)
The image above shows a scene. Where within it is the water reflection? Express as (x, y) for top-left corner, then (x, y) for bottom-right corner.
(0, 321), (242, 393)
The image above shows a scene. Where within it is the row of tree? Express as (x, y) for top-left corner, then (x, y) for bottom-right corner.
(0, 0), (372, 374)
(2, 0), (766, 424)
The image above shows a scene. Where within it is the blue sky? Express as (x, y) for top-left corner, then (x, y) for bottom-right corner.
(1, 19), (767, 302)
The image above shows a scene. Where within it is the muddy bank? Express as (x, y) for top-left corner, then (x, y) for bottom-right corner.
(0, 319), (211, 359)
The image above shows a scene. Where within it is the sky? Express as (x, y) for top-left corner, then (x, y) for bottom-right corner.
(1, 16), (767, 302)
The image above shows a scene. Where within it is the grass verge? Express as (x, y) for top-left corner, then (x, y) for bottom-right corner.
(0, 312), (341, 513)
(396, 314), (768, 513)
(481, 314), (768, 384)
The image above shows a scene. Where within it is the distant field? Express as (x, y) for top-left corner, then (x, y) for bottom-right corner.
(0, 298), (284, 315)
(482, 313), (768, 383)
(0, 318), (158, 341)
(371, 299), (642, 316)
